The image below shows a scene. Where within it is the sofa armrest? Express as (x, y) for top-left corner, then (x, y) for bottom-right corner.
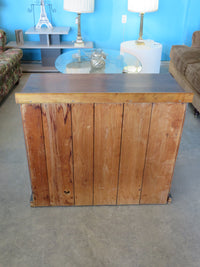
(192, 31), (200, 48)
(0, 30), (6, 52)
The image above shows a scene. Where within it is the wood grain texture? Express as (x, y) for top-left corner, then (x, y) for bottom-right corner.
(18, 72), (190, 207)
(72, 104), (94, 206)
(94, 103), (123, 205)
(42, 104), (74, 206)
(20, 104), (50, 206)
(140, 103), (187, 204)
(15, 92), (193, 104)
(117, 103), (152, 204)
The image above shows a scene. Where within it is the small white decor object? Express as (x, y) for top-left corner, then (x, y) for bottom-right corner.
(36, 0), (53, 29)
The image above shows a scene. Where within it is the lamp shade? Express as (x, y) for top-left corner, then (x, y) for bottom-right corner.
(64, 0), (95, 13)
(128, 0), (159, 13)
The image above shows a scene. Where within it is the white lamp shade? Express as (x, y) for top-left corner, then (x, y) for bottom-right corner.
(64, 0), (95, 13)
(128, 0), (159, 13)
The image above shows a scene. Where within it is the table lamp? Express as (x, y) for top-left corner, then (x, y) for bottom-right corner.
(64, 0), (95, 47)
(128, 0), (159, 44)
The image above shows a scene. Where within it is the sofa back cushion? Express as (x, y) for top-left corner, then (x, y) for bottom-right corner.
(192, 31), (200, 48)
(170, 45), (200, 75)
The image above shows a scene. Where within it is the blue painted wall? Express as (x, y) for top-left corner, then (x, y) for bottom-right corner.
(0, 0), (200, 61)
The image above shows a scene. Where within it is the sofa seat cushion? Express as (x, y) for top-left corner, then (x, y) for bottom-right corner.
(0, 63), (22, 96)
(0, 30), (6, 53)
(0, 49), (23, 75)
(170, 45), (200, 75)
(185, 63), (200, 94)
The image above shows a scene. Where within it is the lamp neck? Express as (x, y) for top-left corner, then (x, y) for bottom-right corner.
(75, 13), (84, 47)
(139, 13), (144, 41)
(77, 13), (81, 40)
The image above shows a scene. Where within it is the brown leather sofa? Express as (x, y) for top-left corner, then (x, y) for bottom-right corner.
(169, 31), (200, 114)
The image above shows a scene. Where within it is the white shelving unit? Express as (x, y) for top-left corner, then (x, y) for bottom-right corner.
(6, 41), (94, 49)
(6, 27), (93, 66)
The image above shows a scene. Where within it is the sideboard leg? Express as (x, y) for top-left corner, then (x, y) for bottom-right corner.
(194, 108), (200, 118)
(167, 193), (172, 204)
(30, 194), (36, 207)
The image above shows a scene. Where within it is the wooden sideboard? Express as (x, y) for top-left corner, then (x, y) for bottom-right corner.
(15, 74), (193, 207)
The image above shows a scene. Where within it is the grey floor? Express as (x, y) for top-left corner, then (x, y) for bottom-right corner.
(0, 71), (200, 267)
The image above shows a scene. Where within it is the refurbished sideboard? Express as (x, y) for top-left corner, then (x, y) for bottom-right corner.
(15, 73), (193, 207)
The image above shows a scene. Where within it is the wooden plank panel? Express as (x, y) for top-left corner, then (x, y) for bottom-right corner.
(140, 103), (187, 204)
(94, 103), (123, 205)
(15, 92), (193, 105)
(72, 104), (94, 206)
(42, 104), (74, 206)
(118, 103), (152, 205)
(20, 104), (50, 206)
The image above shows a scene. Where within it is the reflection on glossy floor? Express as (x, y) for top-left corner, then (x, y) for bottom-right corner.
(0, 68), (200, 267)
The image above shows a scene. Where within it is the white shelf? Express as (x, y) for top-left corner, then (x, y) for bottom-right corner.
(6, 26), (94, 67)
(25, 27), (70, 35)
(6, 41), (94, 49)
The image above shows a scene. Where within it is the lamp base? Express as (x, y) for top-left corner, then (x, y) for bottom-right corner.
(136, 39), (145, 45)
(66, 61), (91, 73)
(74, 40), (85, 47)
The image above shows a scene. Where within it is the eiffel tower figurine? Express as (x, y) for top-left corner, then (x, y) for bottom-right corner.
(36, 0), (53, 29)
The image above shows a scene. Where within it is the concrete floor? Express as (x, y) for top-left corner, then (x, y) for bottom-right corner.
(0, 73), (200, 267)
